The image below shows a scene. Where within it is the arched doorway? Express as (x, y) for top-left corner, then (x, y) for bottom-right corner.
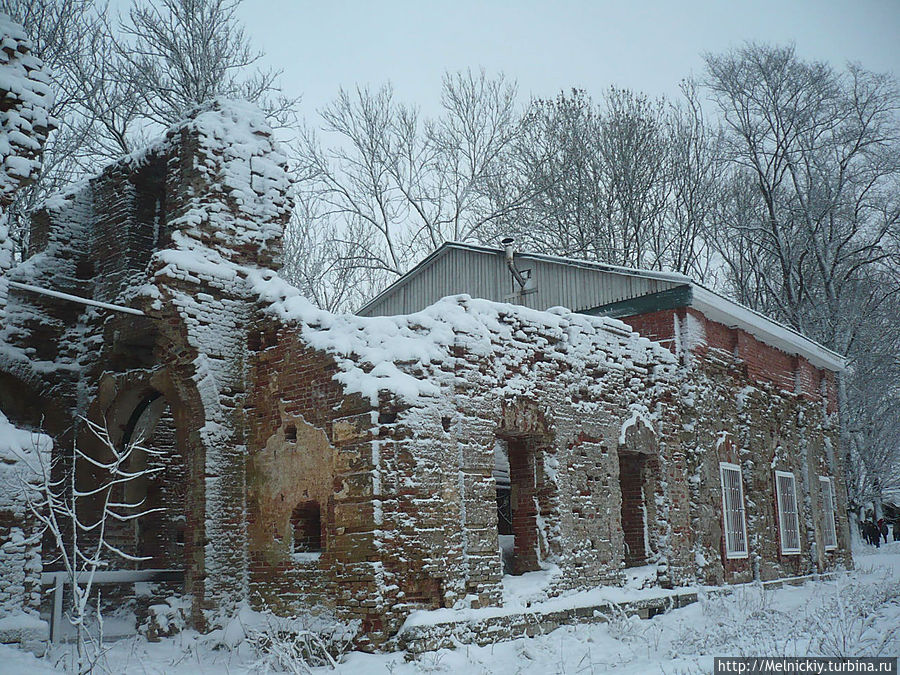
(118, 391), (187, 568)
(494, 401), (556, 576)
(80, 381), (190, 572)
(494, 437), (545, 575)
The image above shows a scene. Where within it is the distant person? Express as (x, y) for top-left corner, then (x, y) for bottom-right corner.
(865, 520), (880, 548)
(878, 518), (889, 544)
(894, 521), (900, 542)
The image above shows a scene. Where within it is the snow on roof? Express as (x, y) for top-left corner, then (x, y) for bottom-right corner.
(252, 270), (676, 406)
(689, 286), (845, 372)
(362, 242), (846, 373)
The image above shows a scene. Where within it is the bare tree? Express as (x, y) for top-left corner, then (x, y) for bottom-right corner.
(703, 43), (900, 346)
(290, 69), (521, 307)
(703, 43), (900, 512)
(17, 418), (162, 673)
(424, 69), (522, 250)
(839, 273), (900, 515)
(663, 79), (722, 278)
(281, 193), (382, 313)
(492, 85), (718, 275)
(595, 87), (672, 268)
(116, 0), (297, 129)
(489, 89), (605, 258)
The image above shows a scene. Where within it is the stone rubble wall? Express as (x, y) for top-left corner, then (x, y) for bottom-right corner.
(627, 307), (852, 584)
(244, 297), (691, 647)
(0, 12), (54, 315)
(0, 410), (52, 648)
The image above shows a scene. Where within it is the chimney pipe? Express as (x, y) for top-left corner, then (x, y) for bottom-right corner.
(500, 237), (527, 290)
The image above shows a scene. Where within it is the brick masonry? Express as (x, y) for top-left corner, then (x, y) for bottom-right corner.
(0, 100), (852, 652)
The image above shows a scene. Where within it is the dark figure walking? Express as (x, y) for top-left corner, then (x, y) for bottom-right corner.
(865, 520), (880, 547)
(894, 521), (900, 542)
(878, 518), (889, 544)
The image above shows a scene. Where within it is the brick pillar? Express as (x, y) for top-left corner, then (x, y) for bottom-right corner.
(509, 439), (540, 574)
(619, 451), (647, 567)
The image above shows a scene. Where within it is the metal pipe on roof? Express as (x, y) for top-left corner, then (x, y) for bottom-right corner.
(501, 237), (528, 291)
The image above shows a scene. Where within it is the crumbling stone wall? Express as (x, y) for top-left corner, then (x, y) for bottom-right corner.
(0, 12), (54, 314)
(0, 13), (53, 210)
(0, 99), (292, 631)
(0, 410), (51, 648)
(241, 293), (691, 647)
(0, 84), (851, 653)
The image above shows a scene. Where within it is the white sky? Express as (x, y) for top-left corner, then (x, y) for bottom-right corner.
(237, 0), (900, 119)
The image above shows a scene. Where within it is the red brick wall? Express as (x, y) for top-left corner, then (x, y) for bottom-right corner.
(679, 308), (832, 401)
(622, 309), (677, 352)
(736, 330), (795, 391)
(508, 439), (540, 575)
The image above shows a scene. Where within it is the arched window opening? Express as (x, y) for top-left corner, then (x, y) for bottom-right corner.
(291, 501), (323, 553)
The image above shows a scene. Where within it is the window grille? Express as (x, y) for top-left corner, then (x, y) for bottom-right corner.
(774, 470), (801, 554)
(819, 476), (837, 550)
(719, 462), (748, 558)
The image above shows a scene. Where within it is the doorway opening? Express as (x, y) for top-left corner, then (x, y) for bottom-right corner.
(618, 451), (648, 567)
(494, 438), (541, 575)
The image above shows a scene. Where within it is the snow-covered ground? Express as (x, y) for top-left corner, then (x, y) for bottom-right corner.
(4, 543), (899, 674)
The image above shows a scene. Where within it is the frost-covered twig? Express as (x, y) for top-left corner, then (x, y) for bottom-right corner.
(15, 416), (164, 673)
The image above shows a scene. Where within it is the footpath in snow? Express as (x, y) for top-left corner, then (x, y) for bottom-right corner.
(2, 543), (899, 674)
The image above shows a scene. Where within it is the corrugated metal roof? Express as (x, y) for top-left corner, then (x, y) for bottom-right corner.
(358, 242), (685, 317)
(357, 241), (847, 372)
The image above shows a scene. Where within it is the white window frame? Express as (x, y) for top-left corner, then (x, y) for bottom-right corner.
(819, 476), (837, 551)
(774, 470), (802, 555)
(719, 462), (749, 559)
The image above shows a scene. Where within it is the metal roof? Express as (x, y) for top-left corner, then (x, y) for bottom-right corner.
(357, 241), (846, 372)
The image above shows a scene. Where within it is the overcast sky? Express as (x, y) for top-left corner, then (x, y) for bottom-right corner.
(237, 0), (900, 120)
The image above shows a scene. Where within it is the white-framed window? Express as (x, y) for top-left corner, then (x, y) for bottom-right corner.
(819, 476), (837, 551)
(719, 462), (749, 559)
(774, 470), (802, 555)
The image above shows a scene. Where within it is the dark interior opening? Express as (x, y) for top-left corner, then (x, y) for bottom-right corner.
(291, 501), (323, 553)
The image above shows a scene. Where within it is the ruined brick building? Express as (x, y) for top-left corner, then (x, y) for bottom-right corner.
(0, 93), (852, 649)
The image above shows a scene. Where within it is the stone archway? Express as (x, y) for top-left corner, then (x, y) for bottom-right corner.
(81, 371), (196, 573)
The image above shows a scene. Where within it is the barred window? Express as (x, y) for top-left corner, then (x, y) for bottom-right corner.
(774, 471), (801, 555)
(719, 462), (749, 558)
(819, 476), (837, 551)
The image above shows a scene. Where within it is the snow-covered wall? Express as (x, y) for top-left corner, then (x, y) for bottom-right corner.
(0, 13), (53, 208)
(0, 98), (293, 631)
(242, 289), (688, 645)
(0, 408), (51, 646)
(0, 85), (851, 652)
(625, 306), (851, 583)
